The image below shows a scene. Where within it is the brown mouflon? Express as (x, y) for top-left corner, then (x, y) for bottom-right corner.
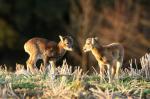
(83, 37), (124, 83)
(24, 35), (73, 73)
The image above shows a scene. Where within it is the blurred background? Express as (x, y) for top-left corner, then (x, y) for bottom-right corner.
(0, 0), (149, 72)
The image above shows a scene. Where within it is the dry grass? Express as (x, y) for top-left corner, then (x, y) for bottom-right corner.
(0, 53), (150, 99)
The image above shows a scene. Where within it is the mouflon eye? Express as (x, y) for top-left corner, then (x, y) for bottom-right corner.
(100, 57), (103, 61)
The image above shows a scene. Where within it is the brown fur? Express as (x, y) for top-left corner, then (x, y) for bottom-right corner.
(83, 37), (124, 82)
(24, 36), (73, 73)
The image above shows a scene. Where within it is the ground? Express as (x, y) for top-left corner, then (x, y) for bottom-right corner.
(0, 53), (150, 99)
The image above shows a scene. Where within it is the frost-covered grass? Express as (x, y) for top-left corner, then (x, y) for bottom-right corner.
(0, 53), (150, 99)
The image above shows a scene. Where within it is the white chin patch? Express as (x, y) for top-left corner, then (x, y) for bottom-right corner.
(83, 49), (88, 52)
(66, 48), (73, 51)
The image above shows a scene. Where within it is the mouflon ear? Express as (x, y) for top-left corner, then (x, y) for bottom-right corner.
(68, 36), (73, 42)
(94, 37), (98, 41)
(59, 35), (64, 42)
(69, 36), (72, 39)
(92, 38), (95, 44)
(92, 37), (98, 44)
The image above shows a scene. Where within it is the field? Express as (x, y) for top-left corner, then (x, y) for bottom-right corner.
(0, 53), (150, 99)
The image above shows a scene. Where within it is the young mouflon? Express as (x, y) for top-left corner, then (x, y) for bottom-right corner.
(83, 37), (124, 83)
(24, 35), (73, 73)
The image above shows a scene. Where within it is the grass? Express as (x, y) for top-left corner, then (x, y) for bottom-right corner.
(0, 53), (150, 99)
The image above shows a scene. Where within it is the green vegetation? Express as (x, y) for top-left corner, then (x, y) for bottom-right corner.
(0, 53), (149, 98)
